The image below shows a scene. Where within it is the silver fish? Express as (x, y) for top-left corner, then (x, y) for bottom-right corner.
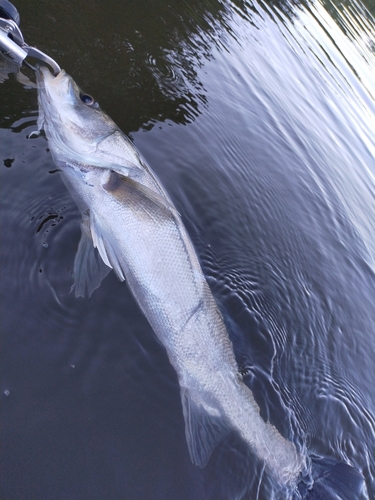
(36, 66), (305, 486)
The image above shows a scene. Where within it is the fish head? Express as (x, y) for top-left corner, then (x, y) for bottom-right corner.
(36, 66), (118, 158)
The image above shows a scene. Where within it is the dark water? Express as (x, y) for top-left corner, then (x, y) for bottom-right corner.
(1, 0), (374, 499)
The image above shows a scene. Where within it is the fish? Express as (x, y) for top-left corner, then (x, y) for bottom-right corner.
(35, 66), (364, 497)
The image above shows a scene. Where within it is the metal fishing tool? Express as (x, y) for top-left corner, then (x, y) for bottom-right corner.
(0, 0), (60, 74)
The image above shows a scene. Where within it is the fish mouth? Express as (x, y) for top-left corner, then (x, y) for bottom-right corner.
(36, 65), (78, 117)
(36, 64), (67, 90)
(35, 65), (76, 150)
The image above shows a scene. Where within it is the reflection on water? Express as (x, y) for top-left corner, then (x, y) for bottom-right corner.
(1, 0), (375, 499)
(2, 0), (373, 130)
(1, 0), (239, 130)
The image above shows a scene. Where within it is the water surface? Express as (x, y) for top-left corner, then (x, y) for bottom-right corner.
(1, 0), (374, 499)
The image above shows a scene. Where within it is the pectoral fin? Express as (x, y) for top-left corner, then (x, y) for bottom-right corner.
(72, 214), (111, 297)
(103, 170), (177, 217)
(181, 387), (231, 467)
(99, 161), (145, 183)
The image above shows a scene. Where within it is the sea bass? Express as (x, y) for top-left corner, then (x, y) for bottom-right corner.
(36, 65), (305, 485)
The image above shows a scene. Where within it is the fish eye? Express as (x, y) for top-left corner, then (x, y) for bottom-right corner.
(80, 93), (96, 105)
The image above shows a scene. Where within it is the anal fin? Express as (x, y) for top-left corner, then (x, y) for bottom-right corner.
(181, 386), (231, 468)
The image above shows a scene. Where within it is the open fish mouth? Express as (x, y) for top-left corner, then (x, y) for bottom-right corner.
(36, 65), (72, 100)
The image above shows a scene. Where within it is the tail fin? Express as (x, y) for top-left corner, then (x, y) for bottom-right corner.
(298, 456), (365, 500)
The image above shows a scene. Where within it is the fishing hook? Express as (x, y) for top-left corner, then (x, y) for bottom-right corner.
(0, 1), (61, 75)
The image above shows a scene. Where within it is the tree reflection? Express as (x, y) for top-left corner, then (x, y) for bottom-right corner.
(4, 0), (238, 131)
(1, 0), (374, 131)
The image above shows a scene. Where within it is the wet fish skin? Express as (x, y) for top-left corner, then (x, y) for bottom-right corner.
(36, 65), (305, 486)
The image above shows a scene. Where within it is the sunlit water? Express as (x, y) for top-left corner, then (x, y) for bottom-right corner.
(1, 0), (374, 499)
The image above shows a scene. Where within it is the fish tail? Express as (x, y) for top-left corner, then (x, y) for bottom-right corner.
(297, 456), (365, 500)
